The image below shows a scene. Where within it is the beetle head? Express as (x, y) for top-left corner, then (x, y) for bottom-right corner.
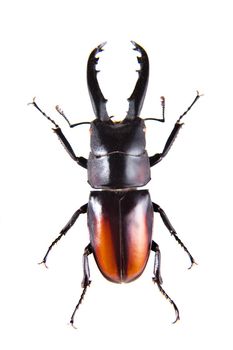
(89, 117), (146, 156)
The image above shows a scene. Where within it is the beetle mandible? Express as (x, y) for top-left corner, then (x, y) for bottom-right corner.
(29, 41), (201, 326)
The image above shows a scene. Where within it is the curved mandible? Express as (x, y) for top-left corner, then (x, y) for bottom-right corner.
(87, 42), (110, 121)
(125, 41), (149, 120)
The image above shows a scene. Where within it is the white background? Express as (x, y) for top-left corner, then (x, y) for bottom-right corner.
(1, 0), (232, 349)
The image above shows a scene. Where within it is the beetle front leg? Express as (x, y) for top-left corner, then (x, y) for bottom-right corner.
(70, 243), (93, 328)
(151, 241), (180, 323)
(39, 204), (88, 267)
(29, 98), (87, 169)
(149, 91), (201, 166)
(153, 203), (196, 269)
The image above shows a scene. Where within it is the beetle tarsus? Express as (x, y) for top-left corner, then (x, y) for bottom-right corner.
(178, 90), (201, 123)
(28, 98), (60, 128)
(188, 259), (198, 270)
(154, 282), (180, 324)
(171, 233), (197, 269)
(38, 260), (48, 269)
(70, 283), (91, 328)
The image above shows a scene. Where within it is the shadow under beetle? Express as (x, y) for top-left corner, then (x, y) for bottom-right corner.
(30, 41), (201, 326)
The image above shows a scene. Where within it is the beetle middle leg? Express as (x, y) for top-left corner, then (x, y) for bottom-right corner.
(70, 243), (93, 328)
(39, 203), (88, 267)
(153, 202), (197, 269)
(151, 241), (180, 323)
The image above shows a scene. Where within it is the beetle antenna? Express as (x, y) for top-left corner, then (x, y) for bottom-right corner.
(56, 105), (91, 127)
(144, 96), (165, 122)
(55, 105), (72, 126)
(28, 97), (60, 128)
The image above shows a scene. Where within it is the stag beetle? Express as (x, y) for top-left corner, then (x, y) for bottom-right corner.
(29, 41), (201, 326)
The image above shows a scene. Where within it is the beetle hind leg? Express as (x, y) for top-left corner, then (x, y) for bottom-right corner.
(151, 241), (180, 324)
(70, 243), (93, 328)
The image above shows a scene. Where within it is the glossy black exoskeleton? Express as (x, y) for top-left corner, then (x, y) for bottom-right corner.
(29, 41), (201, 326)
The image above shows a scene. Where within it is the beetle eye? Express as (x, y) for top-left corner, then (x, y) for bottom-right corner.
(143, 127), (146, 133)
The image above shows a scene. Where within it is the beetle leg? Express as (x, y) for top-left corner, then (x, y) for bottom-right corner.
(53, 128), (87, 168)
(151, 241), (180, 324)
(81, 243), (92, 288)
(153, 203), (197, 269)
(29, 98), (87, 169)
(39, 204), (88, 267)
(70, 243), (93, 328)
(149, 91), (201, 166)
